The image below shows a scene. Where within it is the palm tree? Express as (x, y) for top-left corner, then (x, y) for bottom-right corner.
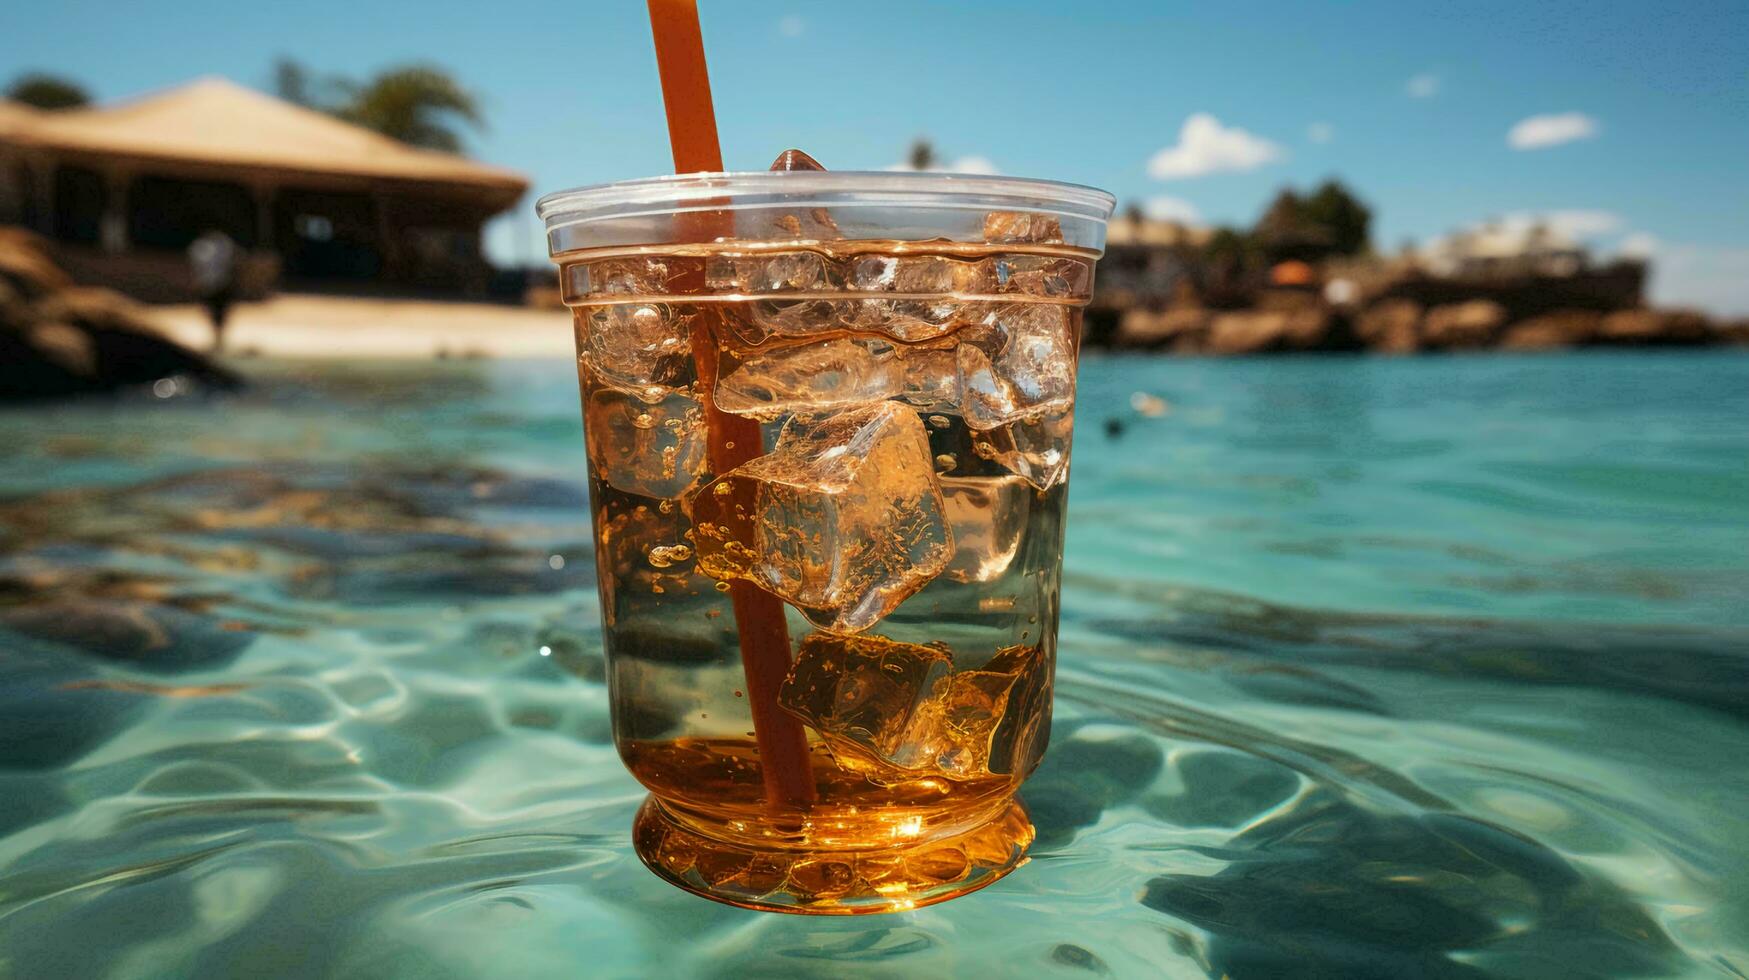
(272, 58), (318, 108)
(270, 60), (483, 153)
(907, 139), (936, 171)
(5, 73), (90, 110)
(336, 66), (484, 153)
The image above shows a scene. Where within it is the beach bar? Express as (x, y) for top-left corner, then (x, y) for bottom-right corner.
(0, 78), (528, 300)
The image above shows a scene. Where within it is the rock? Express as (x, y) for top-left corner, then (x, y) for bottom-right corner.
(22, 321), (97, 376)
(1499, 310), (1602, 351)
(0, 234), (241, 402)
(1421, 300), (1507, 350)
(1354, 299), (1421, 354)
(0, 278), (29, 330)
(1598, 308), (1711, 346)
(0, 600), (254, 671)
(0, 228), (73, 300)
(1115, 308), (1210, 351)
(1255, 287), (1323, 313)
(1206, 309), (1330, 355)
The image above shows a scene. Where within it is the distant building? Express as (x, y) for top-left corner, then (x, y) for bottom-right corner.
(1385, 219), (1647, 316)
(1090, 214), (1207, 297)
(1419, 221), (1589, 279)
(1083, 216), (1221, 343)
(0, 78), (528, 300)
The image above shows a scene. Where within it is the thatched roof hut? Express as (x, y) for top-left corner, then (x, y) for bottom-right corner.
(0, 78), (528, 299)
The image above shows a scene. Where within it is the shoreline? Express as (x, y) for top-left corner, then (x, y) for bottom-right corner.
(148, 294), (575, 360)
(138, 293), (1748, 363)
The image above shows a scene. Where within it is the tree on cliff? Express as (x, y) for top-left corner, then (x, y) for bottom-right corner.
(5, 73), (90, 110)
(1301, 181), (1371, 255)
(271, 59), (484, 153)
(1251, 181), (1372, 262)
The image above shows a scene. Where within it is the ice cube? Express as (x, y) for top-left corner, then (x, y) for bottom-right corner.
(777, 632), (952, 768)
(893, 255), (961, 294)
(889, 669), (1018, 779)
(993, 255), (1088, 298)
(975, 643), (1052, 777)
(895, 348), (960, 409)
(758, 149), (842, 240)
(770, 148), (827, 172)
(983, 211), (1064, 245)
(738, 298), (843, 341)
(972, 409), (1073, 491)
(849, 255), (897, 290)
(705, 251), (828, 294)
(576, 302), (695, 401)
(955, 303), (1076, 430)
(715, 336), (902, 417)
(690, 401), (952, 633)
(727, 253), (971, 344)
(584, 388), (707, 499)
(844, 255), (968, 342)
(939, 475), (1031, 583)
(861, 300), (961, 343)
(777, 632), (1030, 783)
(565, 256), (680, 300)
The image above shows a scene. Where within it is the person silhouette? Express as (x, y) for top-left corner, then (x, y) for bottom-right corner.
(188, 230), (240, 352)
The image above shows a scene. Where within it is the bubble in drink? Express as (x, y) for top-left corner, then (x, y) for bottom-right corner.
(972, 408), (1074, 491)
(585, 388), (707, 498)
(690, 401), (953, 634)
(939, 475), (1031, 583)
(715, 336), (903, 417)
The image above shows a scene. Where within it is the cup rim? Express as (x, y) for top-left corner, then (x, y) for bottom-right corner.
(535, 170), (1118, 231)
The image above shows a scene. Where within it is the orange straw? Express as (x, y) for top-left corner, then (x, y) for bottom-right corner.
(646, 0), (815, 807)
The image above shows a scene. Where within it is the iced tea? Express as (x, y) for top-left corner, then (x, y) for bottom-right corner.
(546, 175), (1112, 913)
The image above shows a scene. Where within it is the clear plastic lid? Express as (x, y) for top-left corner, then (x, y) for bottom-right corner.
(537, 171), (1116, 257)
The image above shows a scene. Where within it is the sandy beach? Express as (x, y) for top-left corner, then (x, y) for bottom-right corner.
(149, 294), (574, 359)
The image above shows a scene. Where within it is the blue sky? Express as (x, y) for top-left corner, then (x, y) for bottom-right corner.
(5, 0), (1746, 311)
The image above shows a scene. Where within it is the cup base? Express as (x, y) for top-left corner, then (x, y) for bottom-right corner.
(632, 794), (1034, 914)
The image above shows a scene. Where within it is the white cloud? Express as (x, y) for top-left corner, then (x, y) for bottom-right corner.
(1406, 73), (1440, 98)
(886, 155), (1000, 175)
(1147, 114), (1283, 180)
(947, 155), (998, 175)
(778, 15), (804, 37)
(1508, 112), (1599, 150)
(1638, 240), (1749, 316)
(1143, 195), (1202, 224)
(1307, 122), (1334, 144)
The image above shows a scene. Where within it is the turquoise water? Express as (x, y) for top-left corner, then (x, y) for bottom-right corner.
(1, 352), (1746, 978)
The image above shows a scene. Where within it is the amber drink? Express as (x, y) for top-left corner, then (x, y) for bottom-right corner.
(539, 171), (1114, 912)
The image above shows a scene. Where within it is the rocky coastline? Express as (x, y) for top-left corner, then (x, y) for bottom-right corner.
(1105, 292), (1748, 356)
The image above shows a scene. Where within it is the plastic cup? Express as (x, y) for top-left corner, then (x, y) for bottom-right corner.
(539, 170), (1113, 913)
